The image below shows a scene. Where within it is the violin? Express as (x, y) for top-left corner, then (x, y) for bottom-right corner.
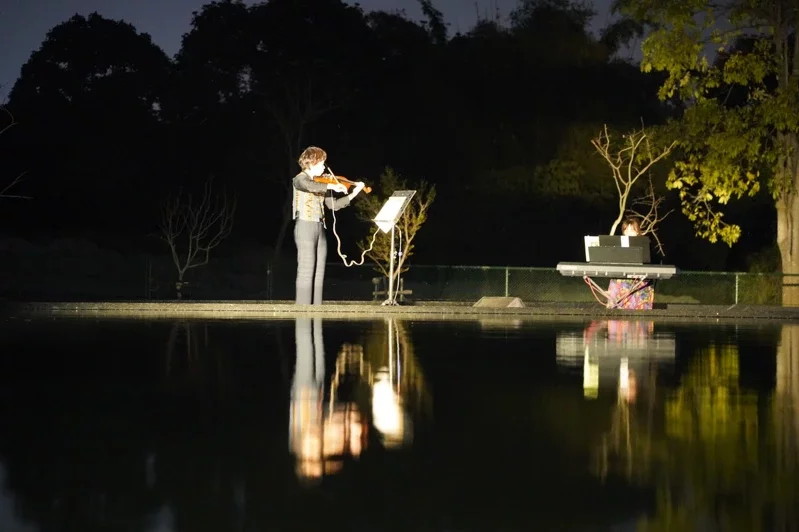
(313, 174), (372, 194)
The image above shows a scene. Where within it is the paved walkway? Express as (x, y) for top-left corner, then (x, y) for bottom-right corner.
(4, 300), (799, 323)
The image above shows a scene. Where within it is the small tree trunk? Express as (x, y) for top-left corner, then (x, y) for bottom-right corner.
(273, 190), (293, 260)
(273, 154), (296, 261)
(175, 271), (186, 300)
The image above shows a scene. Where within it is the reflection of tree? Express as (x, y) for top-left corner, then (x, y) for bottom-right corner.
(595, 363), (660, 485)
(154, 321), (248, 532)
(594, 335), (799, 530)
(164, 321), (228, 399)
(638, 344), (762, 531)
(0, 389), (161, 530)
(772, 325), (799, 521)
(361, 318), (433, 448)
(0, 320), (266, 532)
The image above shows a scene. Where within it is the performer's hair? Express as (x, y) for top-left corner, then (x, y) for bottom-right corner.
(621, 216), (641, 235)
(298, 146), (327, 170)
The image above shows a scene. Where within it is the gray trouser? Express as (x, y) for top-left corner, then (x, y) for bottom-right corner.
(294, 219), (327, 305)
(292, 317), (325, 390)
(289, 317), (325, 452)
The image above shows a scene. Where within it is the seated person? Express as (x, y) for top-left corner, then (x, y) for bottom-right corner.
(607, 217), (655, 310)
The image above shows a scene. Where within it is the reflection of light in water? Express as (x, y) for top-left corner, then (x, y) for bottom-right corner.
(479, 319), (523, 331)
(619, 358), (629, 395)
(290, 320), (424, 482)
(372, 369), (405, 447)
(146, 452), (156, 489)
(324, 405), (365, 459)
(583, 352), (599, 399)
(558, 321), (675, 398)
(0, 462), (38, 532)
(294, 401), (365, 481)
(144, 505), (176, 532)
(618, 358), (638, 403)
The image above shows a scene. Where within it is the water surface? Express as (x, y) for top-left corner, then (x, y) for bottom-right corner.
(0, 316), (796, 531)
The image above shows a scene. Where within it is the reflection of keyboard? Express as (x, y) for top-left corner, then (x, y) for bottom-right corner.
(556, 262), (678, 279)
(556, 332), (677, 361)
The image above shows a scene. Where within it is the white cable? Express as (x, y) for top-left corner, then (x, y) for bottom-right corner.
(324, 166), (378, 267)
(586, 275), (649, 308)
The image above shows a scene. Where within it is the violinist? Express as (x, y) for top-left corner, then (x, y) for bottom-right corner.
(292, 146), (366, 305)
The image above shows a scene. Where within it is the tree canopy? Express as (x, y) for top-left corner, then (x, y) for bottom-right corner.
(604, 0), (799, 299)
(3, 0), (756, 270)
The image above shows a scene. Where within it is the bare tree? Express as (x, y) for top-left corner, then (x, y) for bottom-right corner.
(591, 124), (675, 249)
(258, 68), (343, 258)
(0, 173), (29, 200)
(354, 167), (436, 290)
(0, 107), (29, 201)
(627, 177), (672, 255)
(159, 177), (235, 298)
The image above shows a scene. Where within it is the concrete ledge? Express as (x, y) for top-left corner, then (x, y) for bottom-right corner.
(3, 300), (799, 323)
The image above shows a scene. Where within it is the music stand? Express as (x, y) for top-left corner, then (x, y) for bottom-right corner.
(374, 190), (416, 305)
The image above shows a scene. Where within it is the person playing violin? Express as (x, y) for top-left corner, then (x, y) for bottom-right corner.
(292, 146), (365, 305)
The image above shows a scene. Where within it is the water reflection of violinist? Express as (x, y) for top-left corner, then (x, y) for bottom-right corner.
(289, 318), (367, 482)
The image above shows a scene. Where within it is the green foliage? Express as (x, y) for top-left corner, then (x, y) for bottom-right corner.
(747, 244), (781, 273)
(4, 0), (668, 264)
(354, 167), (436, 280)
(738, 245), (781, 304)
(663, 99), (763, 244)
(510, 0), (607, 64)
(10, 13), (172, 115)
(6, 12), (172, 230)
(479, 124), (620, 201)
(598, 339), (798, 528)
(511, 0), (595, 35)
(417, 0), (447, 44)
(618, 0), (799, 247)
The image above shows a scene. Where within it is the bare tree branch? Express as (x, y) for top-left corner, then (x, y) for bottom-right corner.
(260, 67), (344, 176)
(0, 107), (31, 201)
(628, 176), (674, 256)
(159, 176), (236, 293)
(591, 124), (676, 238)
(0, 107), (15, 137)
(0, 171), (31, 199)
(255, 66), (345, 257)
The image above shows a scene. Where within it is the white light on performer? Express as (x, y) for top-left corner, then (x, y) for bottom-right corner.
(373, 190), (416, 306)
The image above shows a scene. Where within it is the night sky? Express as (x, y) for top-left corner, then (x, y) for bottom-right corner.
(0, 0), (617, 96)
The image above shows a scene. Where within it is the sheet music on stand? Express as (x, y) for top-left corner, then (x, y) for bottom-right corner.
(373, 190), (416, 305)
(374, 191), (416, 233)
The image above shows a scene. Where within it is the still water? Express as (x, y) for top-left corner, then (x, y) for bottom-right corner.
(0, 316), (797, 531)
